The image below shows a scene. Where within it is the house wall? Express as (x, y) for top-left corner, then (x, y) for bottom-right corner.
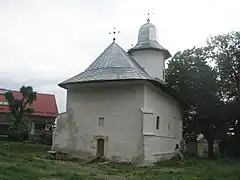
(0, 113), (55, 135)
(131, 50), (166, 81)
(53, 81), (145, 163)
(142, 83), (183, 164)
(29, 116), (55, 135)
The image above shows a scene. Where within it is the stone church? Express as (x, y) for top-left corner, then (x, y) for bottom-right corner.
(53, 18), (184, 165)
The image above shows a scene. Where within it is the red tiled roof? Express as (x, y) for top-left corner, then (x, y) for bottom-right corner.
(0, 89), (58, 117)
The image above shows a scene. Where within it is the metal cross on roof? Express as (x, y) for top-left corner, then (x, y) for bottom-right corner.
(109, 27), (120, 42)
(145, 10), (154, 23)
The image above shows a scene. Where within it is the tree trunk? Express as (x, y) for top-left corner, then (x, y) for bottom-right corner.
(207, 138), (214, 158)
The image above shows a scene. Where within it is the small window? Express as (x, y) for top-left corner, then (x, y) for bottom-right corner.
(3, 102), (8, 105)
(156, 116), (160, 130)
(0, 102), (3, 105)
(98, 117), (104, 127)
(35, 122), (46, 131)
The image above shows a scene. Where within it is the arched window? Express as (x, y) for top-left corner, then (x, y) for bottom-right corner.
(156, 116), (160, 130)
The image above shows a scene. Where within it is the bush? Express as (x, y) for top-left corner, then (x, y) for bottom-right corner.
(7, 131), (29, 142)
(0, 135), (8, 141)
(29, 134), (43, 144)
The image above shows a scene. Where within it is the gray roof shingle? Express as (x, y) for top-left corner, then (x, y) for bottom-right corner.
(59, 42), (151, 87)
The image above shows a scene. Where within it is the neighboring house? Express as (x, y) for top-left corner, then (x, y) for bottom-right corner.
(186, 134), (220, 157)
(0, 88), (58, 136)
(53, 18), (184, 165)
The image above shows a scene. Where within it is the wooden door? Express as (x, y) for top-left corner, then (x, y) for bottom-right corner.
(97, 139), (104, 156)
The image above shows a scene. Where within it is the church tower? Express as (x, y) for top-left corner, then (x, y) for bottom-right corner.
(128, 17), (171, 81)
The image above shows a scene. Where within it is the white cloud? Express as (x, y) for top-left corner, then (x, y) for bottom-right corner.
(0, 0), (239, 112)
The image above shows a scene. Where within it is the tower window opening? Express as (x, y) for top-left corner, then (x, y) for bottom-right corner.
(156, 116), (160, 130)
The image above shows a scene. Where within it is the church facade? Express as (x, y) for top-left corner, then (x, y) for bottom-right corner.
(53, 19), (184, 164)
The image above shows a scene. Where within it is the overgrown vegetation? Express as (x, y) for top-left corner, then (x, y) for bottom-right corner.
(0, 142), (240, 180)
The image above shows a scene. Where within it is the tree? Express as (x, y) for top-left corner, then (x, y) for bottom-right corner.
(4, 85), (37, 141)
(167, 47), (228, 158)
(207, 31), (240, 102)
(206, 31), (240, 156)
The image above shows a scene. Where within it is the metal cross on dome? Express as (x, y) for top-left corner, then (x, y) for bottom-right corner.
(109, 27), (120, 42)
(145, 10), (154, 23)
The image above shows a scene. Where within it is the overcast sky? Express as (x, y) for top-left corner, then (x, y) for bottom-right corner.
(0, 0), (239, 113)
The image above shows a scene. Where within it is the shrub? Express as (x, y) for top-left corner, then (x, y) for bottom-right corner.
(7, 131), (29, 142)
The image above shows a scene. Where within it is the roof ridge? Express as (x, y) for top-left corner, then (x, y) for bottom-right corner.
(59, 41), (151, 88)
(84, 66), (135, 71)
(117, 43), (138, 68)
(86, 42), (114, 71)
(114, 42), (149, 73)
(103, 42), (114, 68)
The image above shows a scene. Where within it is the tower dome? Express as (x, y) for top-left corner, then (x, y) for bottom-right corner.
(128, 21), (171, 59)
(138, 22), (157, 43)
(128, 20), (171, 81)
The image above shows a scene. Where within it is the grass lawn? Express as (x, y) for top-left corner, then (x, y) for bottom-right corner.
(0, 142), (239, 180)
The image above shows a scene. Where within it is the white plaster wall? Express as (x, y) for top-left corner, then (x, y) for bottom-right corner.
(141, 110), (154, 136)
(53, 112), (70, 150)
(61, 81), (145, 163)
(144, 136), (179, 162)
(131, 50), (166, 81)
(143, 83), (183, 163)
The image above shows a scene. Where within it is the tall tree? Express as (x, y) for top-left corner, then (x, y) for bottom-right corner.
(207, 31), (240, 102)
(167, 47), (227, 157)
(4, 85), (37, 141)
(206, 31), (240, 155)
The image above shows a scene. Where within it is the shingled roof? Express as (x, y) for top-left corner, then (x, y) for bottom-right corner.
(58, 41), (186, 106)
(59, 42), (151, 88)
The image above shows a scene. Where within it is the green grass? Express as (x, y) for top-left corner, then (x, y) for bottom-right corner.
(0, 142), (240, 180)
